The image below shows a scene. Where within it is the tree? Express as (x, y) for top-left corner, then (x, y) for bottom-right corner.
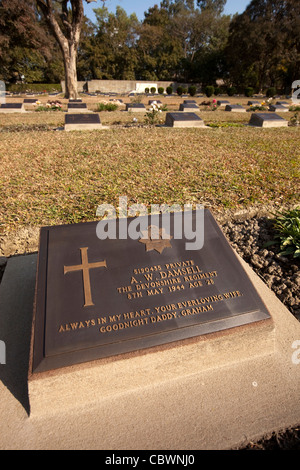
(91, 6), (139, 80)
(0, 0), (51, 82)
(36, 0), (99, 98)
(225, 0), (300, 93)
(137, 4), (183, 81)
(136, 0), (229, 82)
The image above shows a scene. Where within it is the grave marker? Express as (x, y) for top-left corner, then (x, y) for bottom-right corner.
(67, 103), (88, 113)
(0, 103), (25, 113)
(225, 104), (246, 112)
(275, 101), (289, 107)
(217, 100), (230, 106)
(64, 113), (102, 131)
(126, 103), (146, 112)
(248, 112), (288, 128)
(29, 210), (271, 374)
(23, 99), (38, 104)
(165, 112), (205, 127)
(269, 104), (288, 112)
(179, 103), (199, 112)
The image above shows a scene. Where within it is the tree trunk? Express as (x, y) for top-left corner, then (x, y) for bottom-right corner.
(36, 0), (85, 100)
(64, 44), (78, 99)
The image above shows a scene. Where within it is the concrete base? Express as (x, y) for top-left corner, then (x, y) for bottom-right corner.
(64, 123), (105, 132)
(67, 108), (89, 113)
(0, 253), (300, 449)
(126, 107), (146, 113)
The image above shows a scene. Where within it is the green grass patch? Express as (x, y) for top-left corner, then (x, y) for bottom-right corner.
(97, 102), (119, 112)
(266, 208), (300, 258)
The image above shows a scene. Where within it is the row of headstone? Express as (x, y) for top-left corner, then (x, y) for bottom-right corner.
(1, 98), (292, 115)
(248, 100), (290, 107)
(158, 111), (288, 127)
(225, 104), (290, 113)
(63, 111), (289, 130)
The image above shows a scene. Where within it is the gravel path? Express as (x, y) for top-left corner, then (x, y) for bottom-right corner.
(222, 216), (300, 321)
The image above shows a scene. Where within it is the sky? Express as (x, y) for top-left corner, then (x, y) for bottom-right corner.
(84, 0), (250, 23)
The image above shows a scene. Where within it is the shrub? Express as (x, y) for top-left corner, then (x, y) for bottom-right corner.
(150, 87), (156, 94)
(97, 102), (118, 112)
(176, 86), (183, 96)
(289, 112), (299, 126)
(188, 85), (197, 96)
(144, 101), (163, 126)
(166, 86), (173, 95)
(266, 87), (277, 98)
(247, 104), (267, 112)
(266, 208), (300, 258)
(245, 87), (254, 97)
(145, 87), (150, 94)
(214, 87), (221, 96)
(227, 86), (237, 96)
(158, 87), (164, 94)
(7, 83), (62, 94)
(205, 85), (215, 97)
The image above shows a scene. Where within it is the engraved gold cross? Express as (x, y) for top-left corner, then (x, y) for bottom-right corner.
(64, 247), (107, 307)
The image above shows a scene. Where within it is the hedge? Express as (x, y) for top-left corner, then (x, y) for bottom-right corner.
(6, 83), (62, 93)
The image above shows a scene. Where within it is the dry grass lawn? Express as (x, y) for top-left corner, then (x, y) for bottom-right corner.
(0, 94), (299, 236)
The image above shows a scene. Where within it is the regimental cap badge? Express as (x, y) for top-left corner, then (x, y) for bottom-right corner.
(138, 225), (172, 254)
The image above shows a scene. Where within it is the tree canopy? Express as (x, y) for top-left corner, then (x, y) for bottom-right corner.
(1, 0), (299, 94)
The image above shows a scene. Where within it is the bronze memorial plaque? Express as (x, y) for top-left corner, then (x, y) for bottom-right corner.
(30, 210), (271, 374)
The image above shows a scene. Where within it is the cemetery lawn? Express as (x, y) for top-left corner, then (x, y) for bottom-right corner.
(0, 107), (299, 234)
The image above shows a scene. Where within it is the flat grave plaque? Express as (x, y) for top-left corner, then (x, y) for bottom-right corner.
(269, 104), (288, 112)
(69, 99), (83, 103)
(165, 112), (205, 127)
(247, 100), (260, 106)
(183, 100), (197, 104)
(64, 113), (102, 131)
(225, 104), (246, 112)
(23, 99), (38, 104)
(0, 103), (24, 112)
(275, 101), (289, 107)
(217, 100), (230, 106)
(30, 210), (271, 374)
(67, 103), (88, 113)
(179, 103), (199, 111)
(126, 103), (146, 112)
(248, 112), (288, 128)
